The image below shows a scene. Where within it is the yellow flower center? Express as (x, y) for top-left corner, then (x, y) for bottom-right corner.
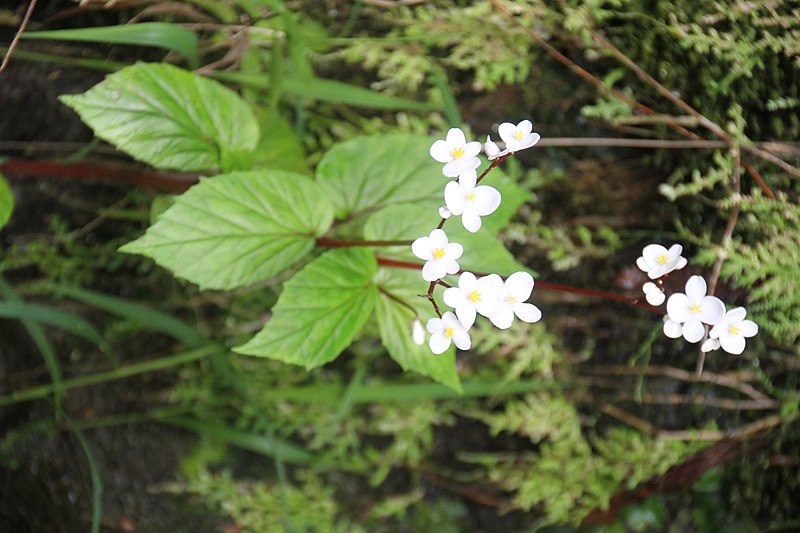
(433, 247), (446, 259)
(656, 254), (668, 264)
(466, 191), (476, 203)
(468, 290), (481, 303)
(514, 129), (524, 140)
(507, 295), (518, 304)
(689, 303), (702, 314)
(451, 147), (465, 159)
(444, 327), (455, 338)
(729, 325), (741, 336)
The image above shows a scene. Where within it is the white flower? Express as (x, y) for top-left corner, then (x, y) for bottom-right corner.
(442, 272), (500, 328)
(429, 128), (482, 177)
(709, 307), (758, 355)
(485, 135), (504, 160)
(411, 228), (463, 282)
(701, 338), (720, 352)
(438, 206), (451, 219)
(412, 319), (425, 346)
(426, 312), (471, 354)
(486, 272), (542, 329)
(444, 170), (502, 233)
(636, 244), (688, 280)
(498, 120), (540, 153)
(642, 281), (665, 306)
(663, 316), (683, 339)
(665, 276), (725, 343)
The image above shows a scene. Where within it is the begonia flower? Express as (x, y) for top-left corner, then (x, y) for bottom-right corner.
(444, 170), (502, 233)
(642, 281), (666, 306)
(486, 272), (542, 329)
(498, 120), (540, 153)
(442, 272), (501, 328)
(426, 312), (471, 354)
(636, 244), (688, 280)
(665, 276), (725, 343)
(411, 228), (463, 282)
(429, 128), (482, 177)
(709, 307), (758, 355)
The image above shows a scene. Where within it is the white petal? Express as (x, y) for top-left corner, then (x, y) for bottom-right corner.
(445, 242), (463, 260)
(642, 282), (658, 294)
(663, 318), (683, 338)
(489, 303), (514, 329)
(701, 338), (720, 352)
(422, 260), (447, 281)
(411, 236), (432, 260)
(444, 181), (466, 215)
(458, 169), (477, 189)
(429, 139), (453, 163)
(426, 317), (442, 334)
(666, 293), (690, 323)
(642, 244), (668, 268)
(429, 331), (451, 354)
(513, 302), (542, 323)
(739, 320), (758, 337)
(645, 291), (666, 306)
(685, 276), (707, 301)
(517, 132), (540, 150)
(636, 257), (649, 272)
(517, 120), (533, 135)
(699, 296), (725, 325)
(445, 128), (466, 148)
(412, 319), (425, 345)
(676, 257), (688, 270)
(441, 311), (460, 328)
(726, 307), (747, 323)
(667, 244), (683, 261)
(458, 271), (477, 292)
(452, 329), (471, 350)
(463, 141), (482, 158)
(461, 208), (482, 233)
(472, 186), (501, 216)
(485, 136), (499, 158)
(443, 258), (460, 275)
(443, 286), (466, 309)
(497, 122), (516, 145)
(456, 304), (477, 328)
(438, 206), (451, 219)
(475, 296), (500, 320)
(443, 157), (480, 178)
(682, 318), (705, 343)
(429, 228), (448, 248)
(720, 333), (746, 355)
(506, 271), (534, 301)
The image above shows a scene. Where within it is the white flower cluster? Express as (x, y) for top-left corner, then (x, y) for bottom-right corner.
(635, 244), (758, 355)
(412, 122), (542, 354)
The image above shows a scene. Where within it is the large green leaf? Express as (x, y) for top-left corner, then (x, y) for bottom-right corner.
(60, 62), (258, 172)
(0, 172), (12, 230)
(374, 269), (461, 392)
(235, 248), (379, 369)
(24, 23), (199, 68)
(119, 171), (333, 290)
(250, 107), (310, 176)
(315, 134), (445, 219)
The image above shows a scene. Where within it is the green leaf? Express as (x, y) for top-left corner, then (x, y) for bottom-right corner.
(23, 23), (199, 68)
(235, 248), (379, 369)
(120, 171), (333, 290)
(316, 134), (444, 219)
(60, 62), (258, 172)
(251, 107), (310, 175)
(374, 268), (462, 392)
(0, 172), (13, 230)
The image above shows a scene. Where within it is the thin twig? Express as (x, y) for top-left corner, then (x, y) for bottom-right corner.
(0, 0), (38, 75)
(742, 161), (776, 199)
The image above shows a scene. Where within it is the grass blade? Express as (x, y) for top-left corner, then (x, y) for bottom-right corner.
(0, 300), (109, 352)
(23, 23), (199, 68)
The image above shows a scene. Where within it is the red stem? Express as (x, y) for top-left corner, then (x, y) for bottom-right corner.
(376, 257), (665, 315)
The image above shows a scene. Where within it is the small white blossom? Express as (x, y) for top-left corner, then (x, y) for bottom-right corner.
(411, 229), (463, 282)
(663, 316), (683, 338)
(412, 319), (425, 346)
(486, 272), (542, 329)
(701, 338), (721, 352)
(636, 244), (688, 280)
(426, 312), (471, 354)
(438, 206), (451, 219)
(442, 272), (501, 328)
(485, 135), (504, 160)
(642, 281), (665, 306)
(709, 307), (758, 355)
(429, 128), (482, 177)
(444, 170), (502, 233)
(665, 276), (725, 343)
(498, 120), (540, 153)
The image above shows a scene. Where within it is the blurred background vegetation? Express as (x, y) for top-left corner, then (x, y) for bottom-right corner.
(1, 0), (798, 531)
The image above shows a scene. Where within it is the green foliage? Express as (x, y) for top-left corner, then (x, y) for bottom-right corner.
(234, 248), (379, 369)
(0, 172), (13, 230)
(61, 63), (259, 172)
(120, 170), (334, 290)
